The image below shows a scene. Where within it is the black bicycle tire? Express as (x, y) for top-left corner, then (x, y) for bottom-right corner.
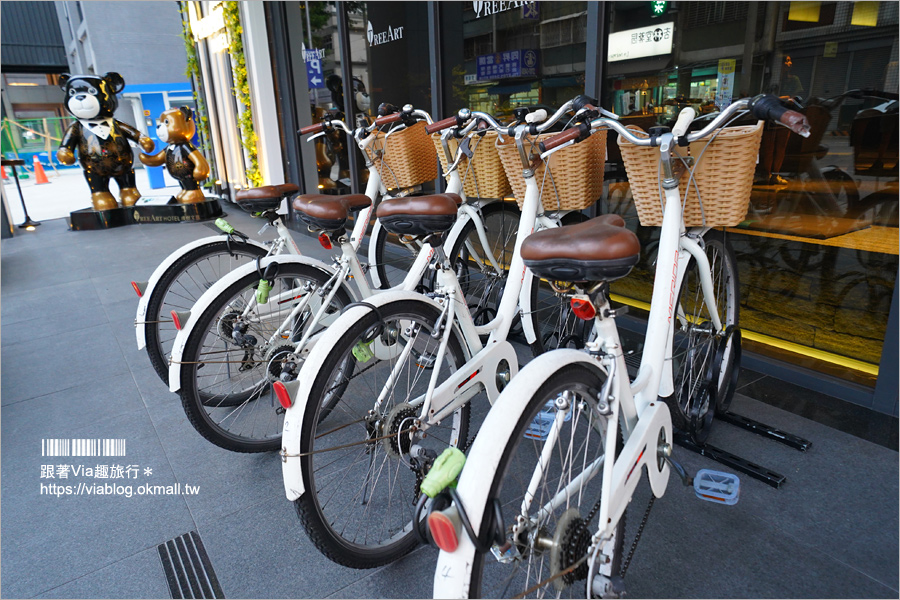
(179, 262), (353, 453)
(467, 362), (625, 598)
(144, 240), (269, 385)
(294, 299), (470, 568)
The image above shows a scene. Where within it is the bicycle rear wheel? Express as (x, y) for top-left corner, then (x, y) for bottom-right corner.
(178, 262), (352, 452)
(667, 229), (740, 443)
(464, 363), (623, 598)
(144, 240), (268, 385)
(294, 299), (470, 568)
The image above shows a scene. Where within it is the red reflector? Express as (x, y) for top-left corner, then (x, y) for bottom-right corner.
(570, 297), (596, 321)
(318, 233), (332, 249)
(428, 511), (459, 552)
(171, 310), (183, 330)
(273, 381), (292, 409)
(131, 281), (143, 298)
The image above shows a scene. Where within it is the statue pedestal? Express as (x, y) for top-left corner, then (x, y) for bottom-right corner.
(68, 196), (224, 231)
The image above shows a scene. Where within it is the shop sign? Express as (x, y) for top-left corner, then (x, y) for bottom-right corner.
(715, 59), (736, 110)
(476, 49), (539, 80)
(522, 3), (540, 19)
(367, 21), (404, 46)
(823, 42), (838, 57)
(304, 48), (325, 89)
(472, 1), (536, 19)
(607, 22), (674, 62)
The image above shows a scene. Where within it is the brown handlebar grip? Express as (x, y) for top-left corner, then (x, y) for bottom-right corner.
(539, 128), (581, 153)
(300, 123), (325, 135)
(374, 112), (403, 126)
(425, 116), (458, 135)
(780, 110), (811, 137)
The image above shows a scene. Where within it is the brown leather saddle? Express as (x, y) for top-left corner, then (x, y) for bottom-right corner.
(375, 193), (462, 237)
(292, 194), (372, 232)
(521, 214), (641, 283)
(234, 183), (299, 212)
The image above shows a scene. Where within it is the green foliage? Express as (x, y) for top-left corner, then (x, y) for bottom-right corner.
(222, 1), (262, 187)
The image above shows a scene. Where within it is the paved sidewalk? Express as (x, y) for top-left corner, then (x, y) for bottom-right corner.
(1, 211), (897, 599)
(3, 166), (183, 224)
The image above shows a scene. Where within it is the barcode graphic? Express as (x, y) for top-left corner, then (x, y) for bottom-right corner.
(41, 439), (126, 457)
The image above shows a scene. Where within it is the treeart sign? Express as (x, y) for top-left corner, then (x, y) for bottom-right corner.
(367, 21), (404, 46)
(472, 1), (536, 19)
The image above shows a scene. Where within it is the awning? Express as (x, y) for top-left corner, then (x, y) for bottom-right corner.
(488, 81), (535, 95)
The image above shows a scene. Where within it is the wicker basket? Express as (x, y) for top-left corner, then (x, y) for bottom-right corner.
(618, 121), (763, 227)
(364, 121), (438, 190)
(431, 131), (512, 199)
(496, 130), (606, 211)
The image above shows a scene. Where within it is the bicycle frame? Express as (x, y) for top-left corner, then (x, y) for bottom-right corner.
(166, 132), (529, 393)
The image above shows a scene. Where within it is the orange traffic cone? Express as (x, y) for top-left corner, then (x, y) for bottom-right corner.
(33, 155), (49, 185)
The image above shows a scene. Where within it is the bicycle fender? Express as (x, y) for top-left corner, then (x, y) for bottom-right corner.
(367, 219), (386, 289)
(282, 291), (443, 501)
(433, 350), (607, 599)
(167, 255), (341, 393)
(135, 236), (270, 350)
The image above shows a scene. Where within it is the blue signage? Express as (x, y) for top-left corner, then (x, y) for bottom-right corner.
(476, 49), (539, 80)
(304, 48), (325, 89)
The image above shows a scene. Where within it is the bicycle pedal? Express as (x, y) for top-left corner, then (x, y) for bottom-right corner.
(693, 469), (740, 505)
(523, 400), (571, 441)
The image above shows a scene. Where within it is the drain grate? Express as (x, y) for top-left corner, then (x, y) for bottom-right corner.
(157, 531), (225, 599)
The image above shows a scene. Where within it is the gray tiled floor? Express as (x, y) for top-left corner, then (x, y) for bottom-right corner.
(1, 211), (897, 599)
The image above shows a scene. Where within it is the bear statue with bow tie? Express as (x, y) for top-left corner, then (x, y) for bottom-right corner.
(57, 72), (155, 211)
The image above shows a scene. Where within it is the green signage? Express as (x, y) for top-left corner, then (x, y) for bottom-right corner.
(651, 1), (668, 16)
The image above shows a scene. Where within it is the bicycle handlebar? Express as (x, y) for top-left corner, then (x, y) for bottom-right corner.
(671, 107), (696, 137)
(535, 94), (811, 151)
(374, 112), (403, 126)
(425, 115), (460, 135)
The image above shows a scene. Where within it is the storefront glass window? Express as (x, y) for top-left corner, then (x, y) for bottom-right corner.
(602, 1), (898, 385)
(439, 1), (588, 119)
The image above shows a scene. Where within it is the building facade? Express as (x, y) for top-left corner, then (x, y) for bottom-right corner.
(184, 0), (898, 416)
(52, 1), (194, 187)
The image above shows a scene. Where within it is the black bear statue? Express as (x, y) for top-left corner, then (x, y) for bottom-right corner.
(139, 107), (210, 203)
(57, 72), (155, 211)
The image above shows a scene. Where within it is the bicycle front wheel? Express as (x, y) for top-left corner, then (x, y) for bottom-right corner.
(144, 240), (269, 385)
(668, 229), (740, 443)
(463, 363), (623, 598)
(178, 262), (352, 452)
(294, 299), (470, 568)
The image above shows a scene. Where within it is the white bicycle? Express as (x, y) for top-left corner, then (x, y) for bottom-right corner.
(166, 107), (532, 452)
(278, 97), (605, 568)
(133, 107), (434, 386)
(429, 95), (811, 598)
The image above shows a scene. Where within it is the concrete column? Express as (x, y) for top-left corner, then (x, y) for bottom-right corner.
(240, 1), (285, 185)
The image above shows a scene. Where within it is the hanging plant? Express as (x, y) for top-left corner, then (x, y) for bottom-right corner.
(222, 0), (262, 187)
(179, 2), (216, 182)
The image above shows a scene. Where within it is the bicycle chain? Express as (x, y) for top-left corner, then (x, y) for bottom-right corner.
(620, 494), (654, 577)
